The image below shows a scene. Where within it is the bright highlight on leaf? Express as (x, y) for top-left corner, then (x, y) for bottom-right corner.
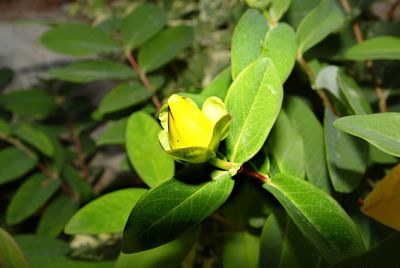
(362, 164), (400, 231)
(158, 94), (231, 163)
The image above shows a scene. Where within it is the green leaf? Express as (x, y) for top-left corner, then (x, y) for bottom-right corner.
(48, 60), (135, 83)
(0, 88), (57, 120)
(261, 23), (297, 82)
(0, 228), (29, 268)
(138, 26), (193, 73)
(201, 67), (232, 100)
(14, 235), (70, 257)
(0, 118), (11, 135)
(285, 97), (331, 193)
(65, 188), (147, 234)
(121, 3), (166, 51)
(259, 210), (319, 268)
(334, 113), (400, 157)
(121, 171), (234, 253)
(61, 165), (92, 203)
(337, 72), (372, 115)
(225, 57), (283, 164)
(13, 124), (54, 156)
(126, 112), (174, 187)
(96, 118), (128, 146)
(333, 232), (400, 267)
(23, 256), (113, 268)
(37, 194), (79, 237)
(222, 232), (259, 268)
(268, 0), (292, 24)
(116, 230), (198, 268)
(40, 23), (119, 56)
(6, 173), (60, 225)
(0, 147), (37, 185)
(267, 110), (305, 179)
(296, 0), (345, 55)
(98, 81), (152, 116)
(231, 9), (269, 80)
(325, 109), (368, 193)
(263, 173), (365, 264)
(315, 65), (340, 98)
(344, 36), (400, 61)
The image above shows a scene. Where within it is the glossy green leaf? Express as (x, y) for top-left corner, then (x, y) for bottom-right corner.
(338, 72), (372, 115)
(231, 9), (268, 79)
(259, 210), (319, 268)
(263, 173), (365, 264)
(222, 232), (259, 268)
(261, 23), (297, 82)
(65, 188), (147, 234)
(6, 173), (60, 225)
(61, 165), (92, 203)
(121, 3), (166, 51)
(285, 0), (320, 29)
(96, 118), (128, 146)
(344, 36), (400, 61)
(37, 194), (78, 237)
(98, 81), (153, 116)
(24, 256), (113, 268)
(0, 88), (57, 120)
(225, 57), (283, 164)
(315, 66), (340, 99)
(138, 26), (193, 73)
(13, 124), (54, 156)
(368, 144), (398, 164)
(0, 228), (29, 268)
(285, 97), (331, 193)
(0, 147), (37, 185)
(325, 109), (368, 193)
(334, 232), (400, 267)
(40, 23), (119, 56)
(296, 0), (345, 55)
(14, 235), (70, 257)
(48, 60), (135, 83)
(116, 230), (198, 268)
(0, 118), (11, 135)
(201, 67), (232, 100)
(126, 112), (174, 187)
(267, 110), (305, 179)
(268, 0), (291, 24)
(334, 113), (400, 157)
(121, 171), (234, 253)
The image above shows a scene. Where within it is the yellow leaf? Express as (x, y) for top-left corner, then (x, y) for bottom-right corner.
(362, 163), (400, 230)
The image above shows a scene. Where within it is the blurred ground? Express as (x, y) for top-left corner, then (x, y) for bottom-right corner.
(0, 0), (72, 90)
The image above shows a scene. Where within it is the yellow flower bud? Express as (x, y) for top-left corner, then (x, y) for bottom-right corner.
(158, 94), (231, 163)
(167, 94), (213, 149)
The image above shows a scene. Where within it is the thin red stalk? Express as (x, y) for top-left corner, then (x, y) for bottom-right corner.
(339, 0), (387, 112)
(240, 166), (270, 183)
(127, 52), (162, 111)
(67, 118), (90, 183)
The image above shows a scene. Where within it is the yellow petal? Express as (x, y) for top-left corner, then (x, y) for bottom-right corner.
(362, 163), (400, 230)
(167, 94), (213, 149)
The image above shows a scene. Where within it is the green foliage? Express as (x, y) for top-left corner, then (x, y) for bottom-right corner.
(1, 0), (399, 266)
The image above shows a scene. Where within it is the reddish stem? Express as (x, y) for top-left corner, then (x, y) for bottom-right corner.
(127, 52), (162, 111)
(240, 166), (270, 183)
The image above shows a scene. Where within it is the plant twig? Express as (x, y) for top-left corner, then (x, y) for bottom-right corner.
(340, 0), (388, 112)
(297, 56), (338, 115)
(240, 166), (270, 183)
(388, 0), (400, 21)
(0, 132), (76, 199)
(66, 118), (91, 183)
(127, 52), (162, 111)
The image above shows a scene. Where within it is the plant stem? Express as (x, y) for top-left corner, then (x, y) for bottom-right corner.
(240, 166), (270, 183)
(339, 0), (387, 112)
(66, 118), (90, 183)
(0, 132), (77, 200)
(127, 52), (162, 111)
(297, 56), (338, 115)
